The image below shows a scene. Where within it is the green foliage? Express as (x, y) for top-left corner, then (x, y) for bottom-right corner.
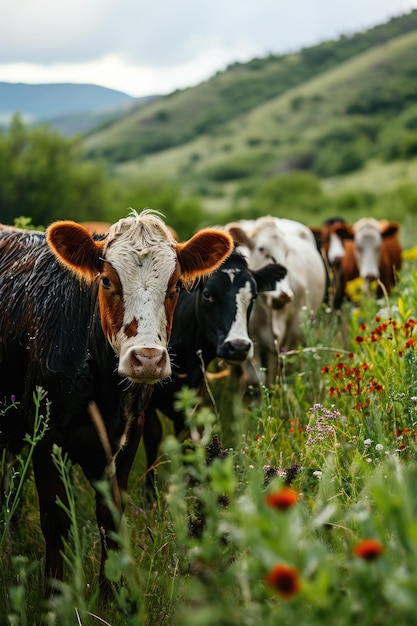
(0, 114), (112, 225)
(2, 261), (417, 623)
(0, 115), (209, 237)
(249, 171), (325, 217)
(201, 151), (274, 183)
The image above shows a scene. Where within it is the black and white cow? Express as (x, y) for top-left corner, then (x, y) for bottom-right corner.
(143, 248), (286, 488)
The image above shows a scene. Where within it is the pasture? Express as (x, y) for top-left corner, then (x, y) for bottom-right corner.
(2, 251), (417, 625)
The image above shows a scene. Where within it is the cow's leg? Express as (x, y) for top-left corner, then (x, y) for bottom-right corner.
(143, 407), (163, 498)
(32, 441), (70, 594)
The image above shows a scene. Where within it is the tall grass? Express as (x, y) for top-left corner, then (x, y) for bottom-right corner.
(1, 260), (417, 624)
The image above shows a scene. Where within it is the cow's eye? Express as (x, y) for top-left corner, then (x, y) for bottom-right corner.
(203, 289), (214, 303)
(168, 286), (179, 300)
(101, 276), (111, 289)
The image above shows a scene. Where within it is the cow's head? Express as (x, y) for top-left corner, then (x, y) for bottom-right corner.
(47, 210), (233, 383)
(241, 218), (294, 307)
(196, 249), (286, 363)
(336, 218), (399, 282)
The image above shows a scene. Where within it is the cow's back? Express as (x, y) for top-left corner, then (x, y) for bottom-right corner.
(0, 230), (97, 450)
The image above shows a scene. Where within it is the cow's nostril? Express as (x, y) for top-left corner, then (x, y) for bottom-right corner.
(220, 340), (252, 362)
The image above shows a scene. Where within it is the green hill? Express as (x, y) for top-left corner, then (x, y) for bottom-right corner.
(78, 10), (417, 223)
(80, 10), (417, 161)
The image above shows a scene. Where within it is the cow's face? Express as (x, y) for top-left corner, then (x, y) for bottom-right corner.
(249, 226), (294, 306)
(353, 224), (382, 282)
(197, 252), (287, 364)
(200, 259), (256, 363)
(47, 211), (233, 383)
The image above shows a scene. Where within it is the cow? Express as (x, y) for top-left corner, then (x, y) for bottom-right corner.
(309, 217), (348, 309)
(228, 216), (326, 385)
(142, 247), (287, 492)
(333, 218), (402, 309)
(0, 209), (233, 594)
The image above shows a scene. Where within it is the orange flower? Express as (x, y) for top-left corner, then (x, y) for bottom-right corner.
(265, 563), (301, 599)
(265, 487), (299, 510)
(353, 538), (384, 561)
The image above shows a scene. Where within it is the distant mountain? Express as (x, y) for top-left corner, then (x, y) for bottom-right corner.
(0, 81), (157, 135)
(0, 82), (134, 119)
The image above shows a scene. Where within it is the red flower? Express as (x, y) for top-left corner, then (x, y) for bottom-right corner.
(265, 487), (299, 510)
(265, 563), (301, 599)
(320, 365), (332, 373)
(405, 338), (415, 348)
(355, 335), (365, 344)
(353, 538), (384, 561)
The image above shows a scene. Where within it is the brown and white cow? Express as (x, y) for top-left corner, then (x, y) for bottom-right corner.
(334, 217), (402, 309)
(0, 209), (232, 594)
(229, 216), (326, 385)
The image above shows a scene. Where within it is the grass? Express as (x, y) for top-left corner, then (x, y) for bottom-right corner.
(2, 259), (417, 624)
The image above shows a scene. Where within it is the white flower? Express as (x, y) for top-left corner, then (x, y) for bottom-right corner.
(375, 443), (384, 451)
(312, 470), (322, 478)
(364, 438), (373, 447)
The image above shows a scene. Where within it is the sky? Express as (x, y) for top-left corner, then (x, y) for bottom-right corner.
(1, 0), (417, 98)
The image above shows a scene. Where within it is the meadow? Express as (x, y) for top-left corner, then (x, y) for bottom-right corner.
(2, 250), (417, 626)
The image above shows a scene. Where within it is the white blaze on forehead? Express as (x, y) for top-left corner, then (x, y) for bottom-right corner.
(225, 281), (254, 357)
(222, 267), (241, 283)
(354, 226), (381, 279)
(105, 212), (177, 348)
(328, 232), (345, 264)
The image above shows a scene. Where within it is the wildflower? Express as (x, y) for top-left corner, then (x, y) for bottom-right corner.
(355, 335), (365, 344)
(405, 338), (415, 349)
(265, 563), (301, 599)
(364, 438), (373, 447)
(265, 487), (299, 510)
(375, 444), (384, 451)
(320, 365), (332, 374)
(353, 538), (384, 561)
(312, 470), (322, 478)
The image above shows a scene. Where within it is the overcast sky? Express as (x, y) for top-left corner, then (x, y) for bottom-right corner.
(1, 1), (417, 97)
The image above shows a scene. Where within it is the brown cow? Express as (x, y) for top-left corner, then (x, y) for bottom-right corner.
(0, 210), (233, 594)
(334, 218), (402, 309)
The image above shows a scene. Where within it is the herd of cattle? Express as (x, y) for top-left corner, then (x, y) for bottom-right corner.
(0, 211), (402, 595)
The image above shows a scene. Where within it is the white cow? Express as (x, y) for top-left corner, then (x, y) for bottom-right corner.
(227, 216), (326, 385)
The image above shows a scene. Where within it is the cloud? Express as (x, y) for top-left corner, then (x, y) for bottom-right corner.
(1, 0), (417, 96)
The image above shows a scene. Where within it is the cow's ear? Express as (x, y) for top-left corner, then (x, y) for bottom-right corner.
(47, 221), (104, 281)
(226, 225), (253, 249)
(176, 229), (233, 286)
(381, 221), (399, 239)
(335, 225), (354, 240)
(253, 263), (287, 293)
